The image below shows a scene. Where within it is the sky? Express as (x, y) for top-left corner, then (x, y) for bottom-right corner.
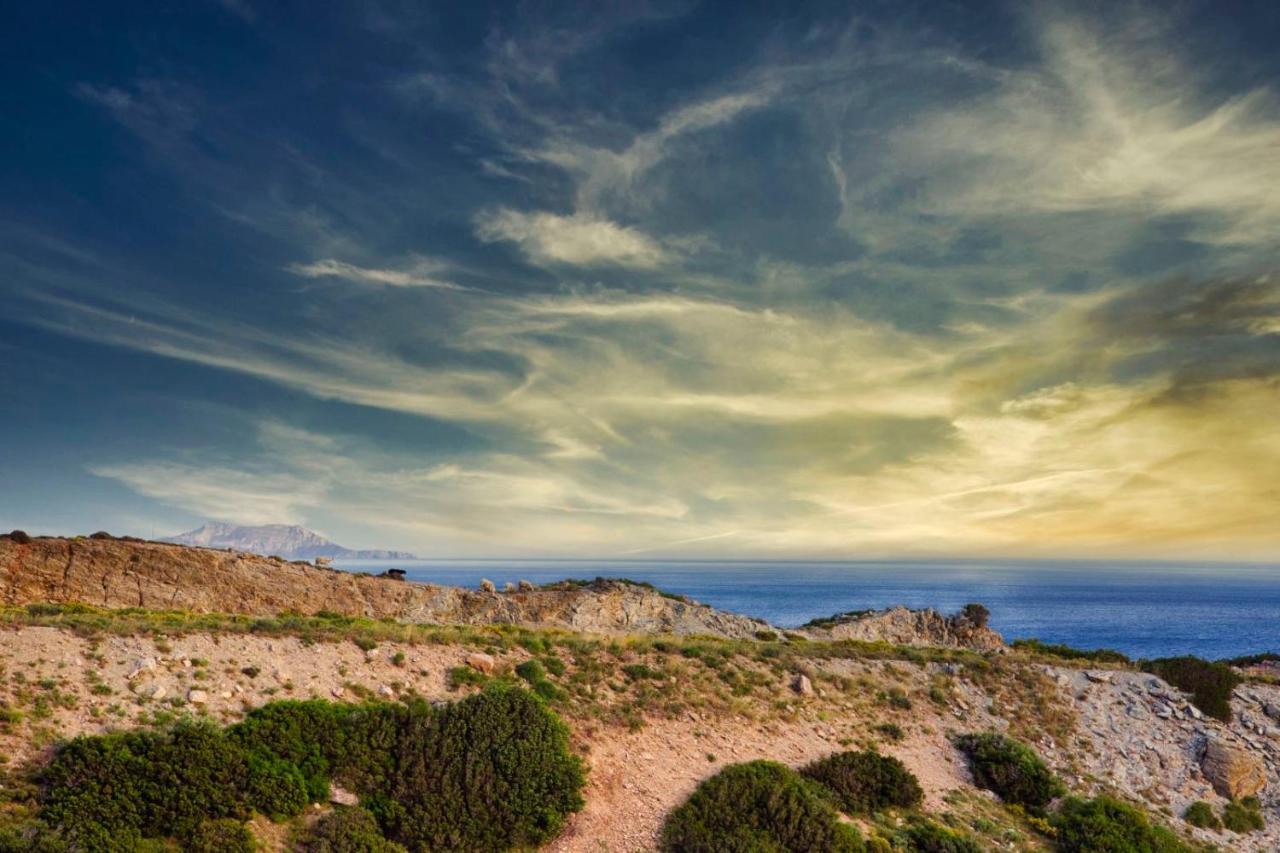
(1, 1), (1278, 559)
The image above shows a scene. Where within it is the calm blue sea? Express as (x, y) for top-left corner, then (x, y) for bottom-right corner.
(334, 559), (1280, 660)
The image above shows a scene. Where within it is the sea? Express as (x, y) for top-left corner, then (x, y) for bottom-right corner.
(333, 559), (1280, 661)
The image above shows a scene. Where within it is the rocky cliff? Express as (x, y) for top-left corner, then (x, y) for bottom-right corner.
(0, 534), (771, 639)
(800, 605), (1005, 650)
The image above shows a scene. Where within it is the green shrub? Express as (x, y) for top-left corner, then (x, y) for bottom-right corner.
(1222, 798), (1264, 833)
(901, 819), (982, 852)
(40, 722), (251, 843)
(228, 700), (355, 801)
(802, 750), (923, 814)
(189, 818), (256, 852)
(659, 760), (864, 852)
(622, 663), (660, 680)
(1182, 800), (1220, 830)
(515, 659), (546, 683)
(954, 732), (1064, 810)
(300, 807), (406, 852)
(246, 755), (309, 819)
(959, 603), (989, 629)
(1010, 639), (1131, 664)
(6, 530), (32, 545)
(447, 665), (488, 689)
(1141, 657), (1241, 722)
(540, 655), (566, 677)
(375, 685), (584, 851)
(876, 723), (904, 741)
(1054, 796), (1190, 852)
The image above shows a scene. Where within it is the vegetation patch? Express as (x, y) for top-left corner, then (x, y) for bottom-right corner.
(1053, 795), (1191, 852)
(1182, 800), (1220, 830)
(899, 818), (983, 852)
(21, 686), (583, 851)
(954, 732), (1064, 811)
(1010, 639), (1131, 665)
(299, 807), (406, 852)
(660, 760), (863, 852)
(802, 750), (923, 814)
(1222, 797), (1265, 833)
(1141, 656), (1241, 722)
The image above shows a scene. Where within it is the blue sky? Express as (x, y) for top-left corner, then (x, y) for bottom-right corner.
(2, 1), (1278, 558)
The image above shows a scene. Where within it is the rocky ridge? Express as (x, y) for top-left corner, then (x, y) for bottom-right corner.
(0, 535), (772, 639)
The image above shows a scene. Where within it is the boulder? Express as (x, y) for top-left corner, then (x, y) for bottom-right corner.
(186, 688), (209, 704)
(1201, 737), (1267, 799)
(791, 673), (814, 696)
(330, 785), (359, 806)
(466, 652), (496, 674)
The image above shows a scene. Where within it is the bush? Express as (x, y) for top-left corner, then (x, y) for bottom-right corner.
(959, 604), (989, 629)
(88, 531), (114, 540)
(1222, 797), (1264, 833)
(901, 820), (982, 852)
(802, 750), (923, 814)
(1054, 796), (1190, 852)
(300, 807), (406, 852)
(954, 732), (1064, 810)
(6, 530), (31, 545)
(40, 722), (251, 843)
(1141, 656), (1241, 722)
(189, 818), (255, 852)
(515, 659), (545, 683)
(228, 700), (355, 801)
(375, 685), (584, 851)
(1010, 639), (1131, 664)
(1182, 800), (1220, 830)
(660, 760), (864, 852)
(246, 755), (309, 819)
(540, 655), (566, 677)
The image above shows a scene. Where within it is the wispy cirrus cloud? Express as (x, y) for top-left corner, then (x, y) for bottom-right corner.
(474, 209), (669, 268)
(287, 257), (466, 290)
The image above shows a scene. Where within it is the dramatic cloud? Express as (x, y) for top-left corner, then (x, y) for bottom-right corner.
(4, 2), (1277, 557)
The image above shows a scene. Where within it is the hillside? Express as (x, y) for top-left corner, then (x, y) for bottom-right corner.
(0, 533), (771, 639)
(161, 522), (418, 560)
(1, 532), (1275, 851)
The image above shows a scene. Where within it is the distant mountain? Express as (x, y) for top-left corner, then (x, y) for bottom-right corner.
(161, 522), (417, 561)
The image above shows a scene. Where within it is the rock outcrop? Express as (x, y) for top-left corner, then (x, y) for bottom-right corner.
(801, 606), (1005, 650)
(0, 535), (771, 639)
(1202, 735), (1268, 799)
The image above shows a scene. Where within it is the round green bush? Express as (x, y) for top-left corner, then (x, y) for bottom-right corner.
(375, 684), (585, 851)
(660, 760), (864, 852)
(954, 732), (1064, 810)
(1054, 796), (1191, 852)
(300, 807), (406, 852)
(802, 750), (923, 814)
(1182, 800), (1220, 830)
(189, 818), (256, 852)
(227, 700), (357, 801)
(901, 820), (982, 853)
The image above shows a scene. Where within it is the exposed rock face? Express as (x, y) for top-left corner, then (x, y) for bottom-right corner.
(0, 536), (772, 639)
(802, 606), (1005, 650)
(1202, 736), (1268, 799)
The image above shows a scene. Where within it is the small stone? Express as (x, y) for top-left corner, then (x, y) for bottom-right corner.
(377, 684), (394, 697)
(330, 685), (344, 698)
(466, 652), (496, 674)
(791, 674), (814, 696)
(1085, 671), (1112, 683)
(187, 689), (209, 704)
(127, 657), (157, 680)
